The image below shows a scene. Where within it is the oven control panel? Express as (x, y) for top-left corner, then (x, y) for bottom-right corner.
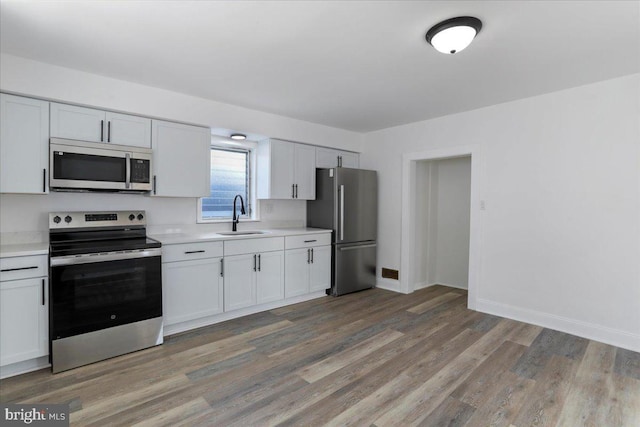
(49, 211), (147, 229)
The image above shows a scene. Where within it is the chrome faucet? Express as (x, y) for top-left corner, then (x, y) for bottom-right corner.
(232, 194), (246, 232)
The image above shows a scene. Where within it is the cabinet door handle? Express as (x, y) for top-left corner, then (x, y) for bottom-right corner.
(220, 258), (224, 277)
(41, 278), (45, 306)
(42, 169), (47, 193)
(338, 155), (342, 167)
(184, 250), (205, 254)
(100, 120), (104, 142)
(311, 248), (314, 264)
(253, 254), (257, 271)
(153, 175), (157, 195)
(258, 254), (261, 271)
(0, 266), (38, 272)
(295, 184), (298, 199)
(107, 121), (111, 142)
(292, 184), (295, 199)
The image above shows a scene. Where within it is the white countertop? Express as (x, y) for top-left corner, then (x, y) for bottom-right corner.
(150, 227), (332, 245)
(0, 242), (49, 258)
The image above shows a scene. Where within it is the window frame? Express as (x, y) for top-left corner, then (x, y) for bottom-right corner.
(197, 141), (259, 223)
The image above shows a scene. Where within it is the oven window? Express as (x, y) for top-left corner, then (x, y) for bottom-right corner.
(53, 152), (126, 182)
(50, 256), (162, 339)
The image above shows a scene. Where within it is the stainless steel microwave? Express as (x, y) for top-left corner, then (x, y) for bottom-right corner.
(49, 138), (153, 192)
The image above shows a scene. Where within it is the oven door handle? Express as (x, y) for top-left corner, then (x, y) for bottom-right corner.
(50, 248), (162, 267)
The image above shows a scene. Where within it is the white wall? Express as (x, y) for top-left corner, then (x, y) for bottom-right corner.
(361, 73), (640, 351)
(0, 192), (306, 240)
(415, 157), (471, 289)
(0, 54), (363, 152)
(0, 53), (361, 240)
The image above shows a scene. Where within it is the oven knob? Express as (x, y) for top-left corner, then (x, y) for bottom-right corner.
(129, 214), (135, 221)
(64, 215), (72, 223)
(137, 214), (144, 221)
(53, 216), (61, 224)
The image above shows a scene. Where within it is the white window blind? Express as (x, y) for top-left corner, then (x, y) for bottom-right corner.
(200, 147), (250, 220)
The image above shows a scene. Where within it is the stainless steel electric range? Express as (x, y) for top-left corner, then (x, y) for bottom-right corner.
(48, 211), (163, 373)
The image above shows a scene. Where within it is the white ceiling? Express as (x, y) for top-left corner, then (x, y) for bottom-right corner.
(1, 1), (638, 133)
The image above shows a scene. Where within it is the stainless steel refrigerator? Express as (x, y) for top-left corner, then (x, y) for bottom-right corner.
(307, 168), (377, 296)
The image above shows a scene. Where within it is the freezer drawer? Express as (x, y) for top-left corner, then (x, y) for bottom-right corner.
(332, 241), (377, 296)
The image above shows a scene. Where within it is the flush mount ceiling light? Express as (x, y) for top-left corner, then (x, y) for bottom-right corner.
(426, 16), (482, 55)
(230, 133), (246, 140)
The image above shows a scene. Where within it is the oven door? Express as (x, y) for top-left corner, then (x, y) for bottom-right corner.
(50, 252), (162, 340)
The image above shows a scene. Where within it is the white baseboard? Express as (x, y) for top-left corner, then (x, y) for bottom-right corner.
(476, 298), (640, 353)
(1, 356), (50, 379)
(164, 291), (327, 336)
(413, 281), (431, 290)
(434, 282), (468, 291)
(376, 278), (405, 293)
(413, 282), (468, 291)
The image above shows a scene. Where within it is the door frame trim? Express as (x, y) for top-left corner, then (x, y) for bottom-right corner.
(400, 144), (481, 310)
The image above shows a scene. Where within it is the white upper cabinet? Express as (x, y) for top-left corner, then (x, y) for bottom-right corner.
(316, 147), (359, 169)
(267, 139), (295, 199)
(50, 103), (151, 147)
(104, 112), (151, 148)
(50, 103), (104, 142)
(294, 144), (316, 199)
(0, 94), (50, 194)
(257, 139), (316, 200)
(151, 120), (211, 197)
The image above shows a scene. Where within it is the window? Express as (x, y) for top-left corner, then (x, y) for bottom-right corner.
(198, 146), (253, 221)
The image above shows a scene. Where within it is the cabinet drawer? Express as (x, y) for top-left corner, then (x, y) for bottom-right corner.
(0, 255), (47, 282)
(162, 241), (223, 263)
(224, 237), (284, 256)
(285, 233), (332, 250)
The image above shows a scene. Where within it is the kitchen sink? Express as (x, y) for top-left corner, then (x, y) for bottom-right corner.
(217, 231), (267, 236)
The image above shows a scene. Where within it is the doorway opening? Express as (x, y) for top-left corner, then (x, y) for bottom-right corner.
(400, 145), (480, 309)
(414, 156), (471, 291)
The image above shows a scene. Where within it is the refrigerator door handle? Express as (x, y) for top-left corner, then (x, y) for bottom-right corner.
(339, 243), (377, 251)
(339, 184), (345, 241)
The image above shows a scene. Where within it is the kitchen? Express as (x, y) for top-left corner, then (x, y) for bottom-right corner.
(1, 1), (639, 426)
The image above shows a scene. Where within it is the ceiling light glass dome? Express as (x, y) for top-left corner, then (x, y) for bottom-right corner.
(426, 16), (482, 55)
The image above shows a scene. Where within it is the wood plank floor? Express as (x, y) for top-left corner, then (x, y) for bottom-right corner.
(1, 285), (639, 426)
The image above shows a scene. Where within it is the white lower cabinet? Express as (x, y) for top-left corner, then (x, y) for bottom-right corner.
(160, 233), (329, 337)
(284, 233), (332, 298)
(224, 251), (284, 311)
(162, 241), (224, 327)
(163, 257), (223, 325)
(0, 255), (48, 367)
(284, 248), (311, 298)
(309, 245), (331, 292)
(223, 253), (256, 311)
(255, 251), (285, 304)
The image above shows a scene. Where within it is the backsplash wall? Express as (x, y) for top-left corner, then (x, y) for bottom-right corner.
(0, 193), (306, 241)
